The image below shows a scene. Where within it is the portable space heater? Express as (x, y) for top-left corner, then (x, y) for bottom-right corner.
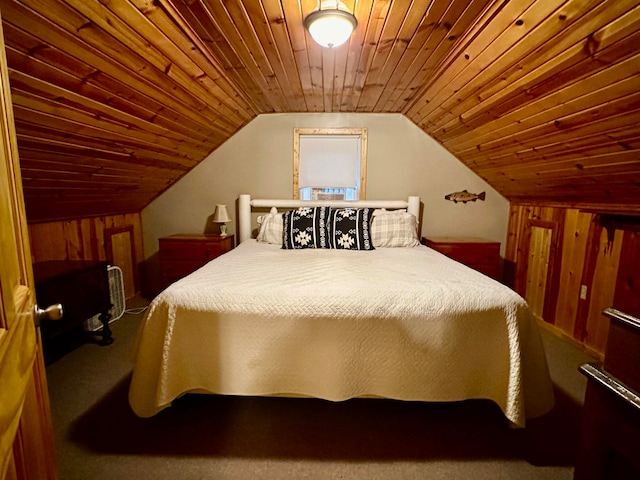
(84, 265), (126, 331)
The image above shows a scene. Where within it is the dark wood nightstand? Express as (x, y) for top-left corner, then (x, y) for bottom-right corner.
(421, 236), (501, 280)
(159, 234), (234, 286)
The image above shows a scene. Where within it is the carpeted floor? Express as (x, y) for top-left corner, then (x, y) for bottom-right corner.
(45, 296), (597, 479)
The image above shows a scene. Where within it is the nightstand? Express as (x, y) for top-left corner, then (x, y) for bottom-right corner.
(159, 234), (234, 286)
(421, 236), (501, 280)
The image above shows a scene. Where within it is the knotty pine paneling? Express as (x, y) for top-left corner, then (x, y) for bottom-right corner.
(1, 0), (638, 222)
(28, 212), (144, 299)
(583, 227), (623, 351)
(507, 204), (640, 357)
(524, 225), (552, 321)
(554, 210), (592, 334)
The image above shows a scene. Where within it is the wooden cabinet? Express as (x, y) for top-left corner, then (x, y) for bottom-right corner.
(421, 236), (501, 280)
(159, 234), (234, 286)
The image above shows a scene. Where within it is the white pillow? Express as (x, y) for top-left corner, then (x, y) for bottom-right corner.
(372, 208), (406, 216)
(371, 211), (420, 247)
(257, 208), (283, 244)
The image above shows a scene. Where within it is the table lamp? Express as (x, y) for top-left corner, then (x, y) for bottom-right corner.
(213, 204), (231, 236)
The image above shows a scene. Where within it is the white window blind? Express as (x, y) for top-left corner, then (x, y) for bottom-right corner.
(298, 135), (360, 189)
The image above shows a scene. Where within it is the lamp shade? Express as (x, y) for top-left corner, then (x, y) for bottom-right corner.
(212, 204), (231, 223)
(304, 9), (357, 48)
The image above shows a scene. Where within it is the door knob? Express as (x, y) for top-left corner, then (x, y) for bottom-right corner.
(34, 303), (64, 326)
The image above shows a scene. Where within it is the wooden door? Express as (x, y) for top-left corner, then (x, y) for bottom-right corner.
(0, 11), (57, 480)
(525, 225), (552, 321)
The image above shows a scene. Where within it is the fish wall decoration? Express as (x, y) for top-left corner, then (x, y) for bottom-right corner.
(444, 190), (486, 203)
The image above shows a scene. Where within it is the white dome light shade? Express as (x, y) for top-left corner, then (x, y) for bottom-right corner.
(304, 9), (357, 48)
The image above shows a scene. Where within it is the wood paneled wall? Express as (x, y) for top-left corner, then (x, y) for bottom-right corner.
(28, 213), (144, 300)
(506, 204), (640, 357)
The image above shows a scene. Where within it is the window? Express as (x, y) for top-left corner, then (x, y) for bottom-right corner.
(293, 128), (367, 200)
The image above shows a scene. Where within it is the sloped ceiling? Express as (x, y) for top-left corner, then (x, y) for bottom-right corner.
(1, 0), (639, 222)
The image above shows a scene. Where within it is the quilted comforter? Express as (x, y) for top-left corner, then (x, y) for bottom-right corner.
(129, 240), (554, 426)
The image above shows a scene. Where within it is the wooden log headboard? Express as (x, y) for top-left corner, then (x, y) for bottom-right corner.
(238, 194), (420, 243)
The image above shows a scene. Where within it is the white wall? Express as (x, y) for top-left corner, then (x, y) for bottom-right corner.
(142, 113), (509, 258)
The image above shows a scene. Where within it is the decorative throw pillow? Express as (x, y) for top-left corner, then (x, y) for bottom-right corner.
(257, 208), (283, 244)
(371, 211), (421, 247)
(372, 208), (406, 216)
(327, 208), (375, 250)
(282, 206), (331, 249)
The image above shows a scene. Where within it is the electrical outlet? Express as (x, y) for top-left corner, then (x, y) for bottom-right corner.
(580, 285), (588, 300)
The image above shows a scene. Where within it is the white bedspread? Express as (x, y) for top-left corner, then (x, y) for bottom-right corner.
(129, 240), (554, 426)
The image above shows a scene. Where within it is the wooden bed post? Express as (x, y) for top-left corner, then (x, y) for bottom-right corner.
(408, 196), (420, 220)
(238, 194), (251, 243)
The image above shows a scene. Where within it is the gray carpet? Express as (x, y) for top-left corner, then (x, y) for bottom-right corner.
(45, 296), (597, 479)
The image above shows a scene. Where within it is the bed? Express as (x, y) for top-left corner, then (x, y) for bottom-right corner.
(129, 195), (554, 427)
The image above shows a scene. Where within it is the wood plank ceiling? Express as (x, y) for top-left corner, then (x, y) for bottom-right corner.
(1, 0), (639, 222)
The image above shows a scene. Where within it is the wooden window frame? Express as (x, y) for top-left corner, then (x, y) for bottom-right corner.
(293, 127), (367, 200)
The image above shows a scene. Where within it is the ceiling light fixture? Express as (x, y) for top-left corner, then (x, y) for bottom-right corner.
(304, 5), (357, 48)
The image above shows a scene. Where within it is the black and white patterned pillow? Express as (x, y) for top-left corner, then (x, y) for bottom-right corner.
(328, 208), (375, 250)
(282, 206), (331, 249)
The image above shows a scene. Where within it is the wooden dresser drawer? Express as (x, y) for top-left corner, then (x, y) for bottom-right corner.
(160, 259), (212, 280)
(421, 236), (501, 280)
(159, 234), (234, 286)
(472, 263), (500, 280)
(160, 238), (229, 261)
